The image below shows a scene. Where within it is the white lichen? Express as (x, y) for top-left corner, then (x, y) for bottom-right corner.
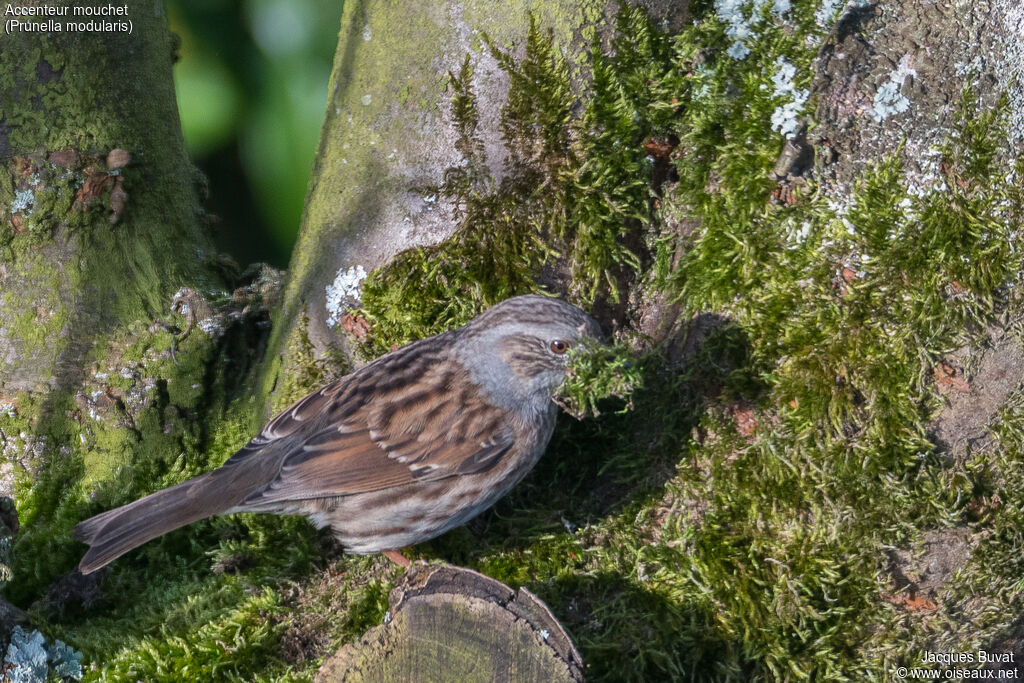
(198, 318), (224, 336)
(325, 264), (368, 328)
(786, 219), (812, 247)
(815, 0), (871, 32)
(692, 64), (714, 102)
(871, 54), (916, 122)
(4, 626), (83, 682)
(715, 0), (757, 60)
(6, 432), (47, 462)
(814, 0), (844, 27)
(11, 189), (34, 215)
(0, 462), (12, 499)
(770, 57), (809, 139)
(171, 288), (189, 315)
(4, 626), (47, 683)
(999, 0), (1024, 140)
(716, 0), (794, 59)
(727, 41), (751, 60)
(904, 151), (948, 198)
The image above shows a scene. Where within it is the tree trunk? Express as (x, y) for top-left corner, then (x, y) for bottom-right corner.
(0, 1), (235, 593)
(0, 0), (219, 394)
(2, 0), (1021, 678)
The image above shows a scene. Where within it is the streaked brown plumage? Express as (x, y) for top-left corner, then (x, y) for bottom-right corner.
(75, 295), (601, 574)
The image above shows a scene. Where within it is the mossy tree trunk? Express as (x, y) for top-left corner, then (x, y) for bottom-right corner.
(0, 1), (219, 392)
(0, 1), (231, 597)
(258, 0), (690, 414)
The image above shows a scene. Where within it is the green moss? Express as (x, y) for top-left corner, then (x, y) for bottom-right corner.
(91, 586), (287, 681)
(270, 311), (348, 414)
(554, 339), (642, 419)
(0, 31), (225, 606)
(358, 10), (673, 351)
(5, 290), (270, 599)
(353, 5), (1024, 681)
(0, 5), (220, 381)
(269, 0), (626, 404)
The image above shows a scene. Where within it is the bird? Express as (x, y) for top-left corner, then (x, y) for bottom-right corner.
(74, 295), (602, 574)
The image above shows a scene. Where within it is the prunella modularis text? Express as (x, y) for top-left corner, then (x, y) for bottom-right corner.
(75, 295), (601, 573)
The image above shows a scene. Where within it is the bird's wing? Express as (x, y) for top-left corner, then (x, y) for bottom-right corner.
(230, 345), (517, 506)
(230, 381), (346, 458)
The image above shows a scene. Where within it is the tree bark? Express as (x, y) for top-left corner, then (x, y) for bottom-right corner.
(808, 0), (1024, 194)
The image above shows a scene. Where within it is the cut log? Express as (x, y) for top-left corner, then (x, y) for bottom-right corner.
(316, 563), (583, 682)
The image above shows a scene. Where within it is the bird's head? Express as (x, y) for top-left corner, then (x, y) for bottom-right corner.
(456, 295), (603, 413)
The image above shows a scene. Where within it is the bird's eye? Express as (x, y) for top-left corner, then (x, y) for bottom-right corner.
(550, 340), (570, 354)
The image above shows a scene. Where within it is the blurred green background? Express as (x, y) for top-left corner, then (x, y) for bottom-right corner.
(168, 0), (343, 268)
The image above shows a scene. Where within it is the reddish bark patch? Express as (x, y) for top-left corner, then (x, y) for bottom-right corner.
(881, 591), (938, 612)
(12, 156), (33, 177)
(770, 183), (799, 206)
(74, 172), (115, 210)
(728, 402), (758, 436)
(48, 149), (80, 169)
(643, 136), (678, 160)
(108, 177), (128, 223)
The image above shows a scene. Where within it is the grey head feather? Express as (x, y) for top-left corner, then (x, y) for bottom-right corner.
(454, 296), (601, 421)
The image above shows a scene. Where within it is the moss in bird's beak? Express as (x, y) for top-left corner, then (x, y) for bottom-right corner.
(554, 339), (642, 420)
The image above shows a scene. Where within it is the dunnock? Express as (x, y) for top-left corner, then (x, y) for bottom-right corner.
(75, 295), (601, 573)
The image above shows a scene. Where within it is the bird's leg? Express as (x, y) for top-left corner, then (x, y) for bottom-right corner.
(382, 549), (410, 567)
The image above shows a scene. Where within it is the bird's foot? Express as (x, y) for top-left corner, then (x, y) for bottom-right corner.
(382, 549), (411, 567)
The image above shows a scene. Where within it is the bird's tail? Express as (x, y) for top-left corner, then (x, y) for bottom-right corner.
(74, 472), (229, 574)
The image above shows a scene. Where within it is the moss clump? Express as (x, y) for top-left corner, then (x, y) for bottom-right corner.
(1, 278), (386, 681)
(0, 16), (221, 401)
(554, 339), (643, 419)
(0, 152), (130, 252)
(86, 587), (287, 681)
(270, 311), (348, 413)
(4, 287), (276, 596)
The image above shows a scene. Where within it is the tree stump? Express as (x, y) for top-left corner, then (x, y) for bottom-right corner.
(316, 563), (584, 682)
